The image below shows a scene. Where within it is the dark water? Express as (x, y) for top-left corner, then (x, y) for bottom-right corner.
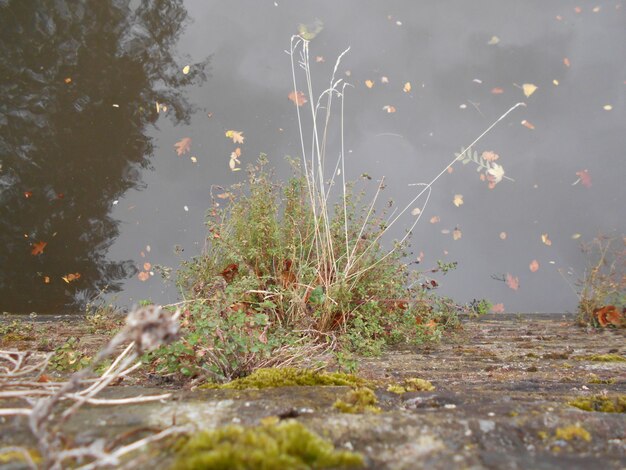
(1, 0), (625, 314)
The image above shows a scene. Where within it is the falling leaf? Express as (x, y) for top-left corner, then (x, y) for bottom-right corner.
(365, 80), (374, 89)
(482, 151), (499, 162)
(487, 163), (505, 184)
(541, 233), (552, 246)
(174, 137), (192, 156)
(24, 191), (33, 198)
(411, 207), (421, 216)
(453, 194), (464, 207)
(190, 156), (197, 163)
(521, 119), (535, 129)
(64, 77), (72, 84)
(182, 65), (190, 74)
(491, 303), (505, 313)
(430, 216), (440, 224)
(572, 233), (581, 240)
(43, 276), (51, 284)
(505, 273), (520, 290)
(315, 56), (325, 63)
(522, 83), (538, 98)
(225, 130), (245, 144)
(381, 76), (389, 84)
(403, 82), (411, 93)
(563, 57), (571, 67)
(529, 260), (539, 272)
(603, 105), (613, 111)
(487, 36), (500, 45)
(574, 169), (592, 188)
(553, 79), (559, 86)
(382, 105), (396, 113)
(452, 228), (462, 240)
(62, 273), (81, 283)
(574, 6), (582, 13)
(491, 87), (504, 94)
(143, 262), (152, 271)
(138, 272), (150, 282)
(288, 90), (308, 106)
(499, 232), (507, 240)
(31, 241), (47, 256)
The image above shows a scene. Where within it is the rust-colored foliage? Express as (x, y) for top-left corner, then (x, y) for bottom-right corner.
(593, 305), (624, 328)
(220, 263), (239, 283)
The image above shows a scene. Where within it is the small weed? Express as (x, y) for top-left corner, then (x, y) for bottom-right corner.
(572, 234), (625, 328)
(173, 420), (363, 469)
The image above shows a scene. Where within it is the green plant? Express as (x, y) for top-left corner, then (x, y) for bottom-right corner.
(467, 298), (493, 317)
(49, 337), (91, 372)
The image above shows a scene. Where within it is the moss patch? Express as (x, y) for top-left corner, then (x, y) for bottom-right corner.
(386, 378), (435, 394)
(568, 395), (626, 413)
(172, 420), (363, 469)
(202, 367), (368, 390)
(554, 425), (591, 442)
(577, 353), (625, 362)
(333, 387), (381, 414)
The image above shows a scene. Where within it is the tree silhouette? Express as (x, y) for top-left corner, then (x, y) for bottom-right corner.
(0, 0), (209, 313)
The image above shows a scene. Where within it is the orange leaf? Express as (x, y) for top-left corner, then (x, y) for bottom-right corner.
(521, 120), (535, 129)
(429, 216), (440, 224)
(137, 271), (150, 282)
(225, 130), (245, 144)
(174, 137), (192, 156)
(31, 241), (47, 256)
(143, 262), (152, 271)
(24, 191), (33, 198)
(62, 273), (81, 283)
(491, 87), (504, 94)
(505, 273), (519, 290)
(364, 80), (374, 89)
(563, 57), (571, 67)
(288, 90), (308, 106)
(529, 260), (539, 272)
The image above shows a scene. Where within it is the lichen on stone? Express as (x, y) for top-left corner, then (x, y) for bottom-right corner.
(554, 425), (591, 442)
(172, 420), (363, 469)
(201, 367), (368, 390)
(333, 387), (381, 414)
(568, 395), (626, 413)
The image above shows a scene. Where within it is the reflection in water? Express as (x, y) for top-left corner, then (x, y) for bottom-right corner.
(0, 0), (209, 313)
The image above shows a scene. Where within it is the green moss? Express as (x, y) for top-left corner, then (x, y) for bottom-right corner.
(386, 377), (435, 394)
(202, 367), (368, 390)
(172, 420), (363, 469)
(333, 387), (381, 414)
(0, 448), (41, 465)
(554, 425), (591, 442)
(568, 395), (626, 413)
(577, 353), (626, 362)
(587, 374), (616, 385)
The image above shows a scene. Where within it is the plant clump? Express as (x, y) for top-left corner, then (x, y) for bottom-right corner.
(386, 377), (435, 394)
(201, 367), (368, 390)
(172, 420), (363, 469)
(333, 387), (381, 414)
(568, 395), (626, 413)
(150, 157), (461, 381)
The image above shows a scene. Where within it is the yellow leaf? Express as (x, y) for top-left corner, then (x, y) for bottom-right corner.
(487, 36), (500, 45)
(541, 233), (552, 246)
(365, 80), (374, 89)
(225, 130), (245, 144)
(453, 194), (464, 207)
(553, 79), (559, 86)
(603, 105), (613, 111)
(403, 82), (411, 93)
(571, 233), (581, 240)
(182, 65), (190, 75)
(522, 83), (537, 98)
